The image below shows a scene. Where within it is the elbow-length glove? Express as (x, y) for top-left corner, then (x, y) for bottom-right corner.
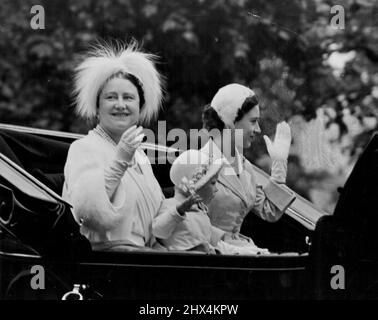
(263, 121), (292, 183)
(104, 125), (145, 200)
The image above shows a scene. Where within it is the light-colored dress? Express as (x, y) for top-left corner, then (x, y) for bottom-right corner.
(152, 197), (225, 253)
(201, 139), (289, 247)
(62, 129), (164, 250)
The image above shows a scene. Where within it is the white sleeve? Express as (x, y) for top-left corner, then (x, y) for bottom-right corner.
(63, 141), (130, 231)
(270, 159), (287, 183)
(152, 200), (185, 239)
(104, 158), (129, 201)
(245, 160), (294, 222)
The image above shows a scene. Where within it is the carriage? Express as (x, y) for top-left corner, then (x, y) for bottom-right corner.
(0, 123), (377, 299)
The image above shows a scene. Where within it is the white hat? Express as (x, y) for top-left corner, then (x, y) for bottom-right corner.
(170, 150), (224, 191)
(210, 83), (256, 128)
(73, 41), (163, 125)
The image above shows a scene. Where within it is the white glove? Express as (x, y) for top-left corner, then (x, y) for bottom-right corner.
(105, 125), (145, 201)
(263, 121), (292, 161)
(115, 125), (145, 164)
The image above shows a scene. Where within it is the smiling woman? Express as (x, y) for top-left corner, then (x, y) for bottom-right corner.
(98, 76), (141, 143)
(201, 83), (295, 253)
(62, 41), (165, 251)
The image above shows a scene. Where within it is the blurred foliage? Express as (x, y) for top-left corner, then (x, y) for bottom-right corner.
(0, 0), (377, 211)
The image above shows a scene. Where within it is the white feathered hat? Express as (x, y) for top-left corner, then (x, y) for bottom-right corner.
(73, 41), (164, 125)
(211, 83), (257, 128)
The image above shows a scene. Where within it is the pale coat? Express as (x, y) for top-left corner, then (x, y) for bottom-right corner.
(200, 139), (287, 241)
(152, 197), (225, 253)
(62, 130), (164, 250)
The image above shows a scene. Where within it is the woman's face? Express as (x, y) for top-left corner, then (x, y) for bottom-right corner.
(98, 77), (140, 141)
(234, 105), (261, 149)
(197, 175), (219, 204)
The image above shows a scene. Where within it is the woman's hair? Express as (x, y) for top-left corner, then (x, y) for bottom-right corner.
(202, 104), (225, 131)
(234, 95), (259, 122)
(96, 71), (145, 110)
(202, 94), (259, 130)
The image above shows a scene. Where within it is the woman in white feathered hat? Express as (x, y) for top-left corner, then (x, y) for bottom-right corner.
(62, 40), (165, 251)
(201, 83), (294, 252)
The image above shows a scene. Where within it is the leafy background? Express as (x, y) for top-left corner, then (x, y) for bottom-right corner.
(1, 0), (377, 212)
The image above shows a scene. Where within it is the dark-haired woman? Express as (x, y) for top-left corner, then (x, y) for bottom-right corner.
(201, 83), (292, 253)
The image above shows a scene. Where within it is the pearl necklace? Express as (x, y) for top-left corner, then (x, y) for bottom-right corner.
(93, 125), (140, 171)
(93, 125), (117, 147)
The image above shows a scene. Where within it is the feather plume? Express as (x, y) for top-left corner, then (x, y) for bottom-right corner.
(73, 41), (163, 125)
